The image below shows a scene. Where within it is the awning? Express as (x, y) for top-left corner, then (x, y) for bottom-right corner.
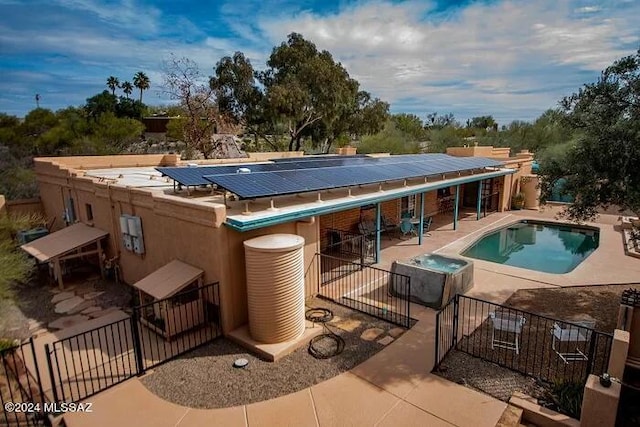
(132, 260), (203, 300)
(21, 223), (108, 262)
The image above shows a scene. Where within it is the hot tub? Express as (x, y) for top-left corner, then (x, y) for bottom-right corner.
(390, 253), (474, 309)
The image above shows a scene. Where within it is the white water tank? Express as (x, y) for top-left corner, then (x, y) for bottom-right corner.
(244, 234), (305, 344)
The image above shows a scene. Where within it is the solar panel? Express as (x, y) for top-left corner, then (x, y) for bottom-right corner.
(203, 154), (503, 199)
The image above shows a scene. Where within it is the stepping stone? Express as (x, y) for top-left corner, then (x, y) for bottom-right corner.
(54, 296), (85, 314)
(27, 319), (42, 329)
(388, 327), (405, 338)
(67, 300), (95, 315)
(377, 336), (395, 346)
(334, 319), (362, 332)
(81, 306), (102, 315)
(51, 291), (75, 304)
(327, 315), (342, 324)
(88, 307), (119, 319)
(82, 291), (104, 300)
(48, 315), (90, 330)
(360, 328), (384, 341)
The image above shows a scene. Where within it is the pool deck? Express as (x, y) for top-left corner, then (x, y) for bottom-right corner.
(64, 207), (639, 427)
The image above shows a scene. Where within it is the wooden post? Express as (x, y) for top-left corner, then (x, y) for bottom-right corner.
(54, 259), (64, 290)
(97, 239), (105, 279)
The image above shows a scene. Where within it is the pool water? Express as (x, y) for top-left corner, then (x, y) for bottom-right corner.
(412, 254), (467, 273)
(461, 220), (599, 274)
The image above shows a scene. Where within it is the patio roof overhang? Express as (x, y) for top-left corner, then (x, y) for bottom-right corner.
(224, 167), (516, 232)
(20, 223), (108, 263)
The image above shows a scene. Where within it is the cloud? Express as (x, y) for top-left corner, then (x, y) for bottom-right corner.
(1, 0), (639, 122)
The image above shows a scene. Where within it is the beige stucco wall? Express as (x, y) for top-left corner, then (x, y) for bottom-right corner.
(34, 155), (322, 335)
(0, 195), (6, 216)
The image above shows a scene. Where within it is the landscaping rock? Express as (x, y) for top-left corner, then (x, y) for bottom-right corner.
(377, 336), (394, 346)
(67, 300), (95, 315)
(388, 327), (405, 338)
(88, 307), (119, 319)
(360, 328), (384, 341)
(81, 291), (105, 300)
(54, 296), (85, 314)
(48, 315), (90, 330)
(81, 306), (102, 315)
(51, 291), (75, 304)
(333, 319), (362, 332)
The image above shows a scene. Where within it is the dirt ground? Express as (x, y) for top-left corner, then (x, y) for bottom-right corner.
(504, 284), (639, 333)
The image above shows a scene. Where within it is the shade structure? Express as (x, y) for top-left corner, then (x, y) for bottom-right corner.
(132, 259), (203, 300)
(20, 223), (108, 263)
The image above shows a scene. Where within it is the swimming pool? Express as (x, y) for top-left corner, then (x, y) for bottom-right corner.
(461, 220), (599, 274)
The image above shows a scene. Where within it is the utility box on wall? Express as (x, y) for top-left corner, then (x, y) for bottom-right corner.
(119, 214), (145, 254)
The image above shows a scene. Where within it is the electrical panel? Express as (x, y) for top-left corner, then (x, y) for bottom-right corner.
(119, 214), (145, 255)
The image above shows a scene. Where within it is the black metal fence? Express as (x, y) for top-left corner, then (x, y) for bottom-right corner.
(44, 282), (221, 403)
(314, 253), (412, 328)
(1, 339), (48, 426)
(435, 295), (613, 385)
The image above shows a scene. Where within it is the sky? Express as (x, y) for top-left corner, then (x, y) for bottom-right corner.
(1, 0), (638, 124)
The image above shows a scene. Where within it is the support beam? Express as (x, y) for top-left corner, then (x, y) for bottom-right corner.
(476, 180), (483, 220)
(375, 202), (381, 263)
(453, 185), (460, 230)
(54, 259), (64, 290)
(419, 192), (425, 245)
(97, 240), (105, 279)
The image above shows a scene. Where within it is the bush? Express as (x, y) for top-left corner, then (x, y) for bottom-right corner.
(0, 338), (18, 352)
(547, 380), (584, 419)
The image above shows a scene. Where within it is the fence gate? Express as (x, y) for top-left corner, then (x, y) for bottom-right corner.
(1, 338), (48, 426)
(44, 282), (221, 404)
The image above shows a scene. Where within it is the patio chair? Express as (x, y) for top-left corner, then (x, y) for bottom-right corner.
(551, 320), (596, 364)
(381, 216), (399, 239)
(489, 311), (526, 354)
(400, 218), (418, 238)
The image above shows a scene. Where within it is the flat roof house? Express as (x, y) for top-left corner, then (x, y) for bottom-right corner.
(29, 148), (533, 351)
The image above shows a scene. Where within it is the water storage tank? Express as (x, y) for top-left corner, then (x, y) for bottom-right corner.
(244, 234), (305, 344)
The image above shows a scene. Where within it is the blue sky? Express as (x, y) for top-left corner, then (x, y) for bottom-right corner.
(1, 0), (638, 124)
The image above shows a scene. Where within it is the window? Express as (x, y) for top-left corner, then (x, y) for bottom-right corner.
(401, 195), (416, 218)
(85, 203), (94, 221)
(437, 187), (451, 199)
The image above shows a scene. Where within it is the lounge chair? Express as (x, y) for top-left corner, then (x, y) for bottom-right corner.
(551, 320), (595, 363)
(489, 311), (526, 354)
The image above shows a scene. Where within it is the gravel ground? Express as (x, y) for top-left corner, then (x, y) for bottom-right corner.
(434, 350), (547, 402)
(141, 299), (405, 408)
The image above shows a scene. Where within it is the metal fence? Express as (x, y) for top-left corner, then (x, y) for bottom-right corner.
(314, 253), (412, 328)
(435, 295), (613, 385)
(1, 339), (48, 426)
(321, 228), (376, 268)
(44, 282), (221, 403)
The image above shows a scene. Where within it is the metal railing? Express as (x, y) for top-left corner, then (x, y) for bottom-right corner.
(321, 228), (376, 267)
(314, 253), (412, 328)
(44, 282), (221, 404)
(435, 295), (613, 385)
(1, 338), (48, 426)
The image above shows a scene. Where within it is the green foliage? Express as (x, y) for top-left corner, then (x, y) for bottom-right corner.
(358, 120), (421, 154)
(426, 126), (464, 153)
(539, 49), (640, 220)
(0, 339), (18, 352)
(547, 380), (584, 419)
(0, 164), (38, 200)
(106, 76), (120, 95)
(0, 214), (39, 303)
(391, 113), (426, 141)
(133, 71), (150, 103)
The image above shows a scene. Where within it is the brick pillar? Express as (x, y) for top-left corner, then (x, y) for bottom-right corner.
(580, 374), (621, 427)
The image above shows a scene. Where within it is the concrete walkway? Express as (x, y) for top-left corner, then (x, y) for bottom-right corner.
(64, 307), (507, 427)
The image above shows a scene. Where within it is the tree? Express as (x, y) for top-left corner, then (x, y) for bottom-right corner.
(358, 120), (421, 154)
(391, 113), (426, 141)
(106, 76), (120, 96)
(121, 81), (134, 99)
(426, 112), (458, 129)
(162, 56), (224, 159)
(468, 115), (497, 131)
(133, 71), (150, 103)
(85, 91), (118, 120)
(539, 49), (640, 220)
(261, 33), (363, 151)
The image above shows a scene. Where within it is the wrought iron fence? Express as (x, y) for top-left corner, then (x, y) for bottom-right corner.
(1, 338), (48, 426)
(44, 282), (221, 404)
(321, 228), (376, 267)
(315, 253), (412, 328)
(435, 295), (613, 386)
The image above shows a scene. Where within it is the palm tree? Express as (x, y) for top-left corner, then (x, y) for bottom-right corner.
(133, 72), (150, 103)
(121, 81), (133, 99)
(106, 76), (120, 95)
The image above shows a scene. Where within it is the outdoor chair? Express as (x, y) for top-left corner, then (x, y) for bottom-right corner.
(381, 216), (399, 239)
(489, 311), (526, 354)
(400, 218), (418, 238)
(551, 320), (596, 363)
(358, 219), (376, 237)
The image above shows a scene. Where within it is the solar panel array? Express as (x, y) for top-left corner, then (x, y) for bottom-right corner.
(155, 154), (502, 199)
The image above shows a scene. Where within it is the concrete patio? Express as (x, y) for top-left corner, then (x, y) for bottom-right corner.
(64, 207), (639, 426)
